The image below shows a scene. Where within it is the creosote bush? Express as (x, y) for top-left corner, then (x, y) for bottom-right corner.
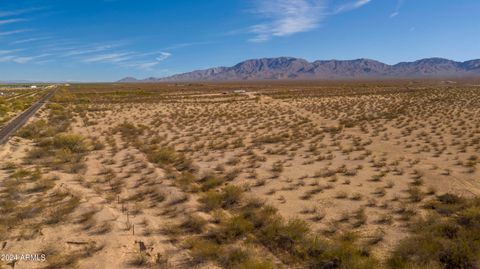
(388, 194), (480, 269)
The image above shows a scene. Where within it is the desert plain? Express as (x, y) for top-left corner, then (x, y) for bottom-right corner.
(1, 81), (480, 269)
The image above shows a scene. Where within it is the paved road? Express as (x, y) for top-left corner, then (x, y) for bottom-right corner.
(0, 91), (55, 145)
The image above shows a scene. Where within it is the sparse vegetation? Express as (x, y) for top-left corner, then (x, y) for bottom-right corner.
(2, 83), (479, 269)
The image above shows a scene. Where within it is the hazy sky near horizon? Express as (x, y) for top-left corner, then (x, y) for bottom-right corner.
(0, 0), (479, 82)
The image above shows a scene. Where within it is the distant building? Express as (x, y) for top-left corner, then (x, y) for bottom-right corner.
(233, 90), (247, 94)
(30, 85), (38, 89)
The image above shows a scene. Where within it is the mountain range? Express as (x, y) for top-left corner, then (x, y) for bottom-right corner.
(119, 57), (480, 82)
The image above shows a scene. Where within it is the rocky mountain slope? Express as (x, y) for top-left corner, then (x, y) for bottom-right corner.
(119, 57), (480, 82)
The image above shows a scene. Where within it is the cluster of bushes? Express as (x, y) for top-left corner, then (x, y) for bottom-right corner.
(199, 185), (243, 211)
(0, 167), (78, 241)
(18, 102), (89, 172)
(113, 121), (146, 140)
(144, 144), (197, 174)
(186, 239), (276, 269)
(112, 121), (197, 173)
(18, 103), (71, 141)
(254, 134), (289, 144)
(185, 192), (377, 269)
(238, 201), (377, 268)
(388, 194), (480, 269)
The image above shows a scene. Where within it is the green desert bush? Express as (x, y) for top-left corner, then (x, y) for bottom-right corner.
(199, 185), (244, 211)
(187, 238), (223, 264)
(17, 120), (54, 139)
(219, 215), (254, 242)
(306, 235), (378, 269)
(199, 190), (224, 211)
(181, 215), (208, 234)
(148, 147), (178, 165)
(53, 133), (88, 153)
(388, 195), (480, 269)
(222, 185), (243, 208)
(233, 258), (276, 269)
(219, 247), (250, 268)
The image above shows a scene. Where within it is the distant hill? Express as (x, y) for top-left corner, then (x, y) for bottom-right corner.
(119, 57), (480, 82)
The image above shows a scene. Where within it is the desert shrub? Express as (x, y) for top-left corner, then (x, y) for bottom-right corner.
(48, 103), (72, 130)
(47, 103), (66, 111)
(254, 134), (287, 144)
(42, 251), (79, 269)
(224, 168), (241, 181)
(53, 133), (88, 153)
(219, 247), (250, 268)
(147, 147), (178, 165)
(388, 195), (480, 269)
(92, 138), (105, 150)
(233, 258), (276, 269)
(199, 173), (224, 191)
(219, 215), (254, 242)
(175, 157), (197, 172)
(177, 172), (196, 190)
(114, 121), (144, 139)
(199, 190), (223, 211)
(1, 161), (17, 170)
(199, 185), (243, 211)
(129, 252), (150, 267)
(187, 238), (223, 264)
(17, 120), (53, 139)
(222, 185), (243, 208)
(260, 217), (310, 255)
(45, 194), (80, 225)
(437, 193), (464, 205)
(306, 236), (378, 269)
(407, 187), (424, 203)
(28, 177), (56, 193)
(241, 204), (278, 229)
(181, 215), (207, 233)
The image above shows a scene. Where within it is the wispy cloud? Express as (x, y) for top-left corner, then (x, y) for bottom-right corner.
(0, 18), (27, 25)
(63, 44), (118, 57)
(82, 52), (134, 63)
(249, 0), (326, 42)
(0, 52), (50, 64)
(80, 50), (171, 70)
(117, 52), (172, 70)
(10, 36), (51, 45)
(0, 6), (167, 69)
(334, 0), (372, 14)
(0, 49), (22, 55)
(248, 0), (373, 42)
(164, 41), (211, 50)
(390, 0), (405, 18)
(0, 7), (45, 18)
(0, 29), (30, 36)
(156, 52), (171, 61)
(0, 9), (28, 18)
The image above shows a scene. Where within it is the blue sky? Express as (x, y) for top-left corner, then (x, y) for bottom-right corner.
(0, 0), (479, 82)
